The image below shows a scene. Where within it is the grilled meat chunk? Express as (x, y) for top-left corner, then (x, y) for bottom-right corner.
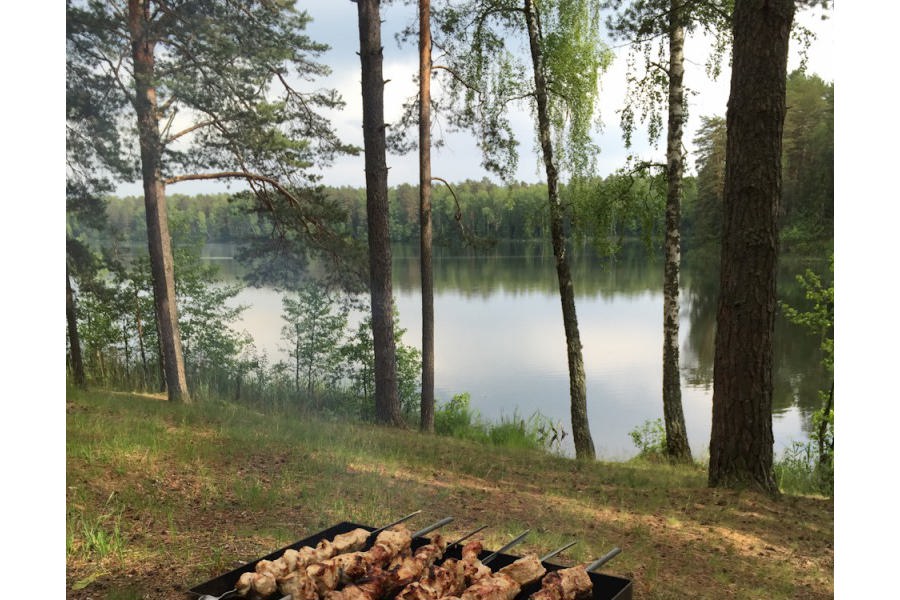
(497, 554), (546, 585)
(459, 573), (521, 600)
(277, 570), (320, 600)
(308, 525), (414, 594)
(396, 558), (468, 600)
(530, 566), (592, 600)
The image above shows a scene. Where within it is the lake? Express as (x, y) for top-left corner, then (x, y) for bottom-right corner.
(204, 241), (829, 460)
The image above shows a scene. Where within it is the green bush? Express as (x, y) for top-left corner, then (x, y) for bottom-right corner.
(628, 418), (667, 460)
(434, 394), (564, 453)
(775, 438), (833, 496)
(434, 393), (489, 441)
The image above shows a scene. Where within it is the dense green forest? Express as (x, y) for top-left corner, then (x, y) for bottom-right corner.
(70, 70), (832, 254)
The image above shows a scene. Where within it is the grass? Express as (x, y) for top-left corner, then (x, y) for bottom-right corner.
(66, 386), (833, 600)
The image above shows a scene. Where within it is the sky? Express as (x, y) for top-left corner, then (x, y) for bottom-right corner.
(118, 0), (835, 196)
(294, 0), (834, 188)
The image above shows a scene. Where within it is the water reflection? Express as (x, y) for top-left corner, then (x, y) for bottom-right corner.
(215, 240), (829, 458)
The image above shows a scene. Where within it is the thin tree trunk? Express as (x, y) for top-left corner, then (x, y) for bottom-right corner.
(66, 267), (86, 388)
(154, 291), (166, 391)
(708, 0), (795, 495)
(295, 323), (301, 394)
(355, 0), (403, 426)
(128, 0), (190, 403)
(134, 288), (149, 386)
(662, 0), (692, 463)
(419, 0), (435, 433)
(818, 381), (833, 464)
(523, 0), (595, 460)
(122, 320), (131, 372)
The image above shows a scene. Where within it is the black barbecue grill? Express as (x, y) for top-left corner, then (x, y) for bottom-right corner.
(188, 522), (632, 600)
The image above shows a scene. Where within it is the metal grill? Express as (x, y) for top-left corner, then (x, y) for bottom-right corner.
(189, 522), (632, 600)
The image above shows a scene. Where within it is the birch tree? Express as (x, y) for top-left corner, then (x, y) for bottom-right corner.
(605, 0), (730, 462)
(434, 0), (611, 459)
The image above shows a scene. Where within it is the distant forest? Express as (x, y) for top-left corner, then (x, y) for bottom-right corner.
(73, 71), (833, 254)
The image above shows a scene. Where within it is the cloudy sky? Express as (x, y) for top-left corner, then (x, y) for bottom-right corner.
(141, 0), (834, 196)
(298, 0), (833, 188)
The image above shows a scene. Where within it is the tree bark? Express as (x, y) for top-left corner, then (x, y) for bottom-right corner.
(662, 0), (692, 463)
(708, 0), (795, 495)
(419, 0), (435, 433)
(66, 267), (87, 388)
(356, 0), (403, 426)
(523, 0), (595, 460)
(128, 0), (190, 403)
(134, 287), (149, 385)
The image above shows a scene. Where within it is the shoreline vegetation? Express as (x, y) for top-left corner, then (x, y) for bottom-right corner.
(66, 386), (833, 600)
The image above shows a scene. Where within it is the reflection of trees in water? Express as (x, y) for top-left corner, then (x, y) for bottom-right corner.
(680, 246), (830, 428)
(394, 239), (664, 298)
(210, 240), (830, 431)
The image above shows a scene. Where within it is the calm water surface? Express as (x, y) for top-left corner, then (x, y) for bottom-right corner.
(208, 241), (828, 460)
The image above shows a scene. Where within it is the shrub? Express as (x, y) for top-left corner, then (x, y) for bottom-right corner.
(434, 394), (564, 453)
(628, 418), (667, 460)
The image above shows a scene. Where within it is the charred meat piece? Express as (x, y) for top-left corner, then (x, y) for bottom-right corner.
(308, 525), (414, 594)
(236, 527), (372, 598)
(277, 570), (320, 600)
(459, 573), (521, 600)
(395, 558), (468, 600)
(459, 540), (492, 585)
(326, 533), (448, 600)
(530, 566), (592, 600)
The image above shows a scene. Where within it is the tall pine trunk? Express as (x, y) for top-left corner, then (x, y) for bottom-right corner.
(128, 0), (190, 403)
(662, 0), (691, 462)
(356, 0), (403, 426)
(419, 0), (435, 433)
(523, 0), (595, 460)
(66, 267), (86, 388)
(708, 0), (795, 495)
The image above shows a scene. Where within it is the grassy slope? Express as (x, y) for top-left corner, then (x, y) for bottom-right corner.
(66, 388), (833, 600)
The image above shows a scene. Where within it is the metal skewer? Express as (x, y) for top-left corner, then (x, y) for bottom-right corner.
(585, 547), (622, 572)
(449, 525), (488, 548)
(370, 510), (423, 537)
(412, 516), (454, 539)
(481, 529), (531, 565)
(539, 541), (577, 563)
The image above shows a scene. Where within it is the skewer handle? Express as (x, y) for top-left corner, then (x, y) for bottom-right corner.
(539, 540), (577, 563)
(370, 510), (423, 536)
(585, 547), (621, 572)
(482, 529), (531, 565)
(412, 516), (455, 538)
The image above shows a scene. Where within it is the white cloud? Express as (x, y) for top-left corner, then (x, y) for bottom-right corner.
(118, 2), (833, 194)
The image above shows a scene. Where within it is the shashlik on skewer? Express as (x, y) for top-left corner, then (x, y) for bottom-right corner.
(421, 540), (581, 600)
(237, 516), (449, 599)
(214, 512), (420, 600)
(324, 526), (500, 600)
(396, 536), (539, 600)
(529, 547), (622, 600)
(331, 532), (574, 600)
(258, 518), (454, 600)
